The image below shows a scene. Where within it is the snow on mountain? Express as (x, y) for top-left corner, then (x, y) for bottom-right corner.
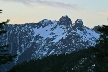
(2, 15), (99, 60)
(76, 27), (100, 46)
(0, 15), (100, 72)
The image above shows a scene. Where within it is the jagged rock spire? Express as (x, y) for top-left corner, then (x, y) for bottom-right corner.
(75, 19), (83, 26)
(59, 15), (72, 22)
(59, 15), (72, 28)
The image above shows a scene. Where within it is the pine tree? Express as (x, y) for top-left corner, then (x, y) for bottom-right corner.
(95, 25), (108, 60)
(0, 10), (2, 13)
(0, 10), (16, 65)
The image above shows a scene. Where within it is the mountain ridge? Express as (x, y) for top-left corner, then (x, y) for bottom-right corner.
(0, 15), (100, 72)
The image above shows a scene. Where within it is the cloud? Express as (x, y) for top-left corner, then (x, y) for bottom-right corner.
(3, 0), (79, 10)
(100, 11), (108, 16)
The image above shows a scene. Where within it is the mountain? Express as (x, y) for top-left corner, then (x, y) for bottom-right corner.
(0, 15), (100, 72)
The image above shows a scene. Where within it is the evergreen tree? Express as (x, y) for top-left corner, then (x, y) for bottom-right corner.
(0, 10), (16, 65)
(0, 10), (2, 13)
(95, 25), (108, 60)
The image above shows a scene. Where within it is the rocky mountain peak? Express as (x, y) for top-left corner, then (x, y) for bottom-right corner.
(72, 19), (84, 30)
(59, 15), (71, 21)
(75, 19), (83, 26)
(58, 15), (72, 28)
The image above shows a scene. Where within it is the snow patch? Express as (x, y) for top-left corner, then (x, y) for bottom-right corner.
(76, 27), (100, 46)
(62, 15), (68, 17)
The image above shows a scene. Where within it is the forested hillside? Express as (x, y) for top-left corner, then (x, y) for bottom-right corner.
(8, 46), (108, 72)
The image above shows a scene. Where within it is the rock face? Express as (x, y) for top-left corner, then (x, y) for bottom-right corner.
(0, 15), (100, 72)
(75, 19), (83, 25)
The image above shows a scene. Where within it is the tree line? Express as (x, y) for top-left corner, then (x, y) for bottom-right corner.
(0, 10), (16, 66)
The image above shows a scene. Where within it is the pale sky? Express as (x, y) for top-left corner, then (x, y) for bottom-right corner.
(0, 0), (108, 28)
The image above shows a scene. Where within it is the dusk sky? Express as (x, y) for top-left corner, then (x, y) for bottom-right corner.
(0, 0), (108, 28)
